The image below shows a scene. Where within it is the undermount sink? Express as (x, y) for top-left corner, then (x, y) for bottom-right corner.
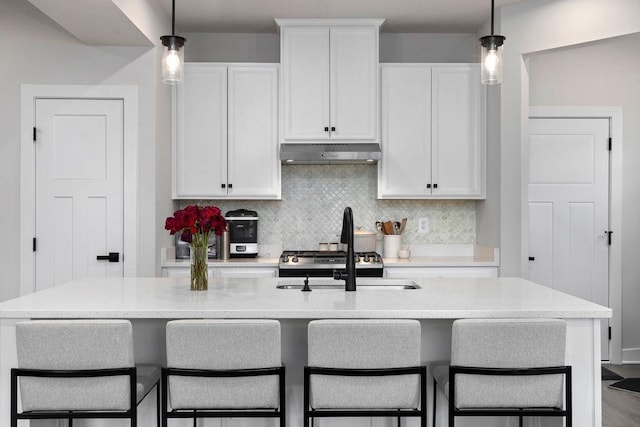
(276, 279), (420, 290)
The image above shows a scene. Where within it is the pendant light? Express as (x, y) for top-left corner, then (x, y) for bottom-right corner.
(160, 0), (186, 84)
(479, 0), (506, 85)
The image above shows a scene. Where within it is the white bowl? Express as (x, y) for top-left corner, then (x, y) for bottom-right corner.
(398, 250), (411, 259)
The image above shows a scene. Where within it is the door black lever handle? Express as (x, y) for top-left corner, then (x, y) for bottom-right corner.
(97, 252), (120, 262)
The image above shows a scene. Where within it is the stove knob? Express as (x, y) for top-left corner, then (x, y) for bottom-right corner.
(291, 256), (299, 263)
(355, 254), (361, 263)
(280, 255), (288, 263)
(364, 255), (371, 263)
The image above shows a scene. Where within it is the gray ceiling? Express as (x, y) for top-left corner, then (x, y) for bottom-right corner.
(153, 0), (530, 33)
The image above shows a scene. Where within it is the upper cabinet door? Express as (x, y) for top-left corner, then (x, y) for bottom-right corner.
(378, 65), (432, 198)
(329, 26), (379, 141)
(431, 65), (484, 197)
(281, 26), (330, 140)
(227, 65), (281, 199)
(174, 63), (227, 198)
(278, 20), (382, 143)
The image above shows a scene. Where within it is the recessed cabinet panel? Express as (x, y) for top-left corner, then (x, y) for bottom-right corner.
(281, 26), (330, 140)
(227, 66), (280, 198)
(175, 64), (227, 198)
(330, 26), (378, 140)
(379, 66), (432, 197)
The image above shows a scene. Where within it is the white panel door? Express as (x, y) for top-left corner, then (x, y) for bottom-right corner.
(528, 117), (610, 358)
(378, 65), (432, 198)
(35, 99), (124, 291)
(227, 65), (280, 198)
(281, 26), (330, 140)
(330, 26), (378, 141)
(175, 63), (227, 198)
(431, 65), (483, 197)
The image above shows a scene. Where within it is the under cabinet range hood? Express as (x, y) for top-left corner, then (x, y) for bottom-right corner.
(280, 143), (382, 165)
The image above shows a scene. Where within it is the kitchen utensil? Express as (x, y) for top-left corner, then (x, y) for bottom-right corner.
(393, 221), (401, 235)
(399, 218), (407, 234)
(383, 221), (394, 235)
(375, 221), (383, 234)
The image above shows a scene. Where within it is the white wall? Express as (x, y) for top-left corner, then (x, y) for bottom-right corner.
(528, 33), (640, 359)
(0, 0), (170, 301)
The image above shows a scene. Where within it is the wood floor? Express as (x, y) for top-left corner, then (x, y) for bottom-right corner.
(603, 364), (640, 426)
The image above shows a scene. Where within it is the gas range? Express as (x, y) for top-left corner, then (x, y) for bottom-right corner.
(278, 250), (384, 277)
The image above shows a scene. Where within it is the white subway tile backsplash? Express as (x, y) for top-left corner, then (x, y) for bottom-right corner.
(180, 165), (475, 249)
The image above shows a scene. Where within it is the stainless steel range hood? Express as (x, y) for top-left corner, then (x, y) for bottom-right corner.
(280, 143), (382, 164)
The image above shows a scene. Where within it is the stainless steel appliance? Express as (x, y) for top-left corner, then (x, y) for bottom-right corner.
(278, 250), (384, 277)
(175, 233), (217, 259)
(225, 209), (258, 258)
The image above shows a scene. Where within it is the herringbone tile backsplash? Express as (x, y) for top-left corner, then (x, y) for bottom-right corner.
(180, 165), (475, 250)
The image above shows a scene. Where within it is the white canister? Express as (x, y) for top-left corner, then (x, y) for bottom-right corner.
(383, 235), (402, 258)
(353, 229), (377, 252)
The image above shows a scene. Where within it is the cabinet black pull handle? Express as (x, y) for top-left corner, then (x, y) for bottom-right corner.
(433, 183), (438, 189)
(228, 183), (233, 189)
(528, 256), (535, 261)
(331, 126), (336, 132)
(426, 184), (431, 189)
(221, 183), (226, 189)
(324, 127), (329, 132)
(97, 252), (120, 263)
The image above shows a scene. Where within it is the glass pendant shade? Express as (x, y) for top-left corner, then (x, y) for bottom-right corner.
(480, 35), (505, 85)
(161, 35), (186, 84)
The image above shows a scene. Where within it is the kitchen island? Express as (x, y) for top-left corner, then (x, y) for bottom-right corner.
(0, 276), (610, 427)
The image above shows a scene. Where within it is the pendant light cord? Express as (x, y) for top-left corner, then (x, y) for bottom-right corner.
(490, 0), (495, 35)
(171, 0), (176, 36)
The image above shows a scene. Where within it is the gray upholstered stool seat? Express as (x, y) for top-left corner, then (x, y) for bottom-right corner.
(11, 319), (160, 427)
(163, 319), (285, 426)
(305, 319), (427, 427)
(430, 318), (572, 427)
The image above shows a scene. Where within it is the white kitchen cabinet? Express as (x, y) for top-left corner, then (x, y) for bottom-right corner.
(385, 266), (498, 279)
(278, 19), (383, 142)
(378, 64), (484, 199)
(173, 63), (280, 199)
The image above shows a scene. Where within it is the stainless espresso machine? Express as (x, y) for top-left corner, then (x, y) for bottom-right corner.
(225, 209), (258, 258)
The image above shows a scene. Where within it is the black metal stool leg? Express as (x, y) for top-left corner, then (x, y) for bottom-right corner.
(519, 415), (523, 427)
(432, 377), (437, 427)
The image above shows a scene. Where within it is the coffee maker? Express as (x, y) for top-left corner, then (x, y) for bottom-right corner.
(225, 209), (258, 258)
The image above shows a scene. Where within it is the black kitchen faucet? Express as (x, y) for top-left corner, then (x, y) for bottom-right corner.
(333, 206), (356, 291)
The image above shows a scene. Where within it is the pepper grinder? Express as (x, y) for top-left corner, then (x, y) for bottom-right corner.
(217, 229), (230, 260)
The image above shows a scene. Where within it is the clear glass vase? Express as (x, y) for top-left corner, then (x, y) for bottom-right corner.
(190, 245), (208, 291)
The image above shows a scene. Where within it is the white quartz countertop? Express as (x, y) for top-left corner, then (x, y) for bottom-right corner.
(0, 277), (611, 319)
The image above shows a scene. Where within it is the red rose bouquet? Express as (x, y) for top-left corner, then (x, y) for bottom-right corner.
(165, 205), (227, 290)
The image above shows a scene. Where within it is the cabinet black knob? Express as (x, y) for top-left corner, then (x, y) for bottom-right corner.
(331, 126), (336, 132)
(324, 127), (329, 132)
(433, 183), (438, 189)
(528, 256), (535, 261)
(228, 183), (233, 189)
(426, 184), (431, 189)
(221, 183), (226, 189)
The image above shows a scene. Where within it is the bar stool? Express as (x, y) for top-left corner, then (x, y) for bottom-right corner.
(163, 319), (285, 426)
(431, 318), (572, 427)
(11, 319), (161, 427)
(305, 319), (427, 427)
